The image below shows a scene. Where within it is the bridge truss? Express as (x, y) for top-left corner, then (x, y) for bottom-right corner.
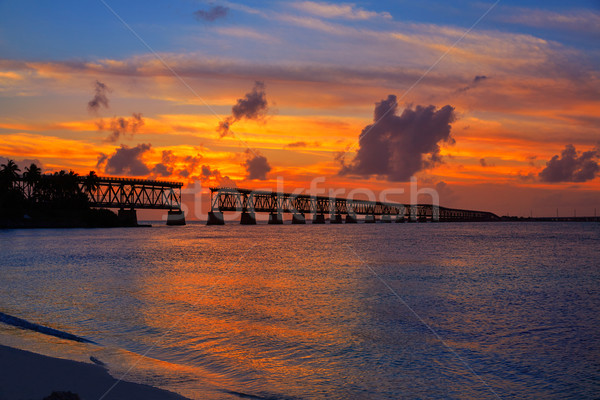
(86, 177), (183, 210)
(210, 187), (498, 222)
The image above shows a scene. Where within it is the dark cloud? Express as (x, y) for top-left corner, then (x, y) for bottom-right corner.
(285, 141), (321, 148)
(151, 150), (202, 179)
(199, 164), (236, 186)
(97, 113), (144, 143)
(87, 80), (110, 113)
(457, 75), (489, 93)
(339, 96), (455, 181)
(152, 150), (175, 177)
(218, 81), (268, 137)
(97, 143), (152, 176)
(539, 144), (599, 182)
(244, 150), (271, 180)
(287, 141), (308, 148)
(194, 5), (229, 22)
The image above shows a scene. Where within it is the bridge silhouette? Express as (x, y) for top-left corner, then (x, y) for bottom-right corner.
(85, 176), (185, 225)
(14, 175), (499, 225)
(14, 175), (185, 225)
(208, 187), (499, 224)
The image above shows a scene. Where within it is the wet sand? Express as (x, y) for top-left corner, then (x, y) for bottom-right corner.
(0, 344), (189, 400)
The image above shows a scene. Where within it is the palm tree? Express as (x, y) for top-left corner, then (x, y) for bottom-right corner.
(83, 171), (100, 193)
(0, 159), (21, 180)
(0, 159), (23, 208)
(23, 163), (42, 200)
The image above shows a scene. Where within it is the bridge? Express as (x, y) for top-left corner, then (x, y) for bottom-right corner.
(208, 187), (499, 224)
(85, 176), (185, 225)
(14, 175), (185, 225)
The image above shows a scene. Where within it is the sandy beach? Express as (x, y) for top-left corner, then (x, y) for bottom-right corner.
(0, 344), (189, 400)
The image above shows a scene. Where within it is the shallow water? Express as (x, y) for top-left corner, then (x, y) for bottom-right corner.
(0, 222), (599, 399)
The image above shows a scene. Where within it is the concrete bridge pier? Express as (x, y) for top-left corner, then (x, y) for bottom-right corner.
(312, 214), (326, 224)
(330, 213), (343, 224)
(395, 214), (405, 223)
(207, 211), (225, 225)
(292, 213), (306, 224)
(118, 209), (138, 227)
(432, 207), (440, 222)
(408, 206), (418, 222)
(381, 214), (392, 223)
(268, 212), (283, 224)
(345, 213), (357, 223)
(364, 214), (377, 223)
(167, 210), (186, 225)
(241, 211), (257, 225)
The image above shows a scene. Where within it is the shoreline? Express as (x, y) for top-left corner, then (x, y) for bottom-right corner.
(0, 344), (190, 400)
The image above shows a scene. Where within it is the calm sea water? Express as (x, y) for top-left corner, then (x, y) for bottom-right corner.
(0, 222), (599, 399)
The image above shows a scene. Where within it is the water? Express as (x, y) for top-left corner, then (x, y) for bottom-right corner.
(0, 222), (599, 399)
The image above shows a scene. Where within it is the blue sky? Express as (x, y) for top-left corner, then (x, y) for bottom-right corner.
(1, 0), (598, 61)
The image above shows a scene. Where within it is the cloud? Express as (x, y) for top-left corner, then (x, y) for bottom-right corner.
(151, 150), (203, 179)
(97, 143), (152, 176)
(87, 80), (110, 113)
(218, 81), (269, 137)
(285, 141), (321, 148)
(539, 144), (599, 182)
(339, 95), (455, 181)
(200, 164), (236, 186)
(457, 75), (489, 93)
(498, 8), (600, 36)
(244, 150), (271, 180)
(194, 5), (229, 22)
(97, 113), (144, 143)
(291, 1), (392, 20)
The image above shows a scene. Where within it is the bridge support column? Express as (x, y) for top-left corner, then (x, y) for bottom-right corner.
(364, 214), (377, 223)
(432, 207), (440, 222)
(240, 211), (256, 225)
(395, 214), (405, 223)
(345, 213), (357, 223)
(312, 214), (325, 224)
(330, 213), (343, 224)
(292, 213), (306, 224)
(207, 211), (224, 225)
(381, 214), (392, 223)
(408, 206), (418, 223)
(167, 210), (186, 225)
(118, 209), (138, 227)
(268, 212), (283, 224)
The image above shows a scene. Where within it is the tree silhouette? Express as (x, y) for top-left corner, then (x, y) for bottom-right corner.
(83, 171), (100, 193)
(23, 163), (42, 201)
(0, 159), (24, 209)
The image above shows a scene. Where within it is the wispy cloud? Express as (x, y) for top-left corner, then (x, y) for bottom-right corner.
(498, 8), (600, 35)
(290, 1), (392, 20)
(214, 26), (277, 43)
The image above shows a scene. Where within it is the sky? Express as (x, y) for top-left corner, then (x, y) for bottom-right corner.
(0, 0), (599, 217)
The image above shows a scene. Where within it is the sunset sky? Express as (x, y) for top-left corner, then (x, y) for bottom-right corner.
(1, 0), (599, 217)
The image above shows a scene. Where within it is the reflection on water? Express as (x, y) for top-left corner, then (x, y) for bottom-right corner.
(0, 222), (599, 399)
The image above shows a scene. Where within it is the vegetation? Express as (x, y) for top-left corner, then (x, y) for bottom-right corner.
(0, 160), (119, 227)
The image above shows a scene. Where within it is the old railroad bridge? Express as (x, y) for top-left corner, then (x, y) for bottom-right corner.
(16, 175), (498, 225)
(207, 187), (498, 224)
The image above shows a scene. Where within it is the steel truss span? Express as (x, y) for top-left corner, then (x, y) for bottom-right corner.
(87, 177), (183, 210)
(209, 187), (499, 222)
(15, 176), (183, 210)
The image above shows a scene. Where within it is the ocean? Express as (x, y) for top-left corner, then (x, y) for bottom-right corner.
(0, 222), (598, 399)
